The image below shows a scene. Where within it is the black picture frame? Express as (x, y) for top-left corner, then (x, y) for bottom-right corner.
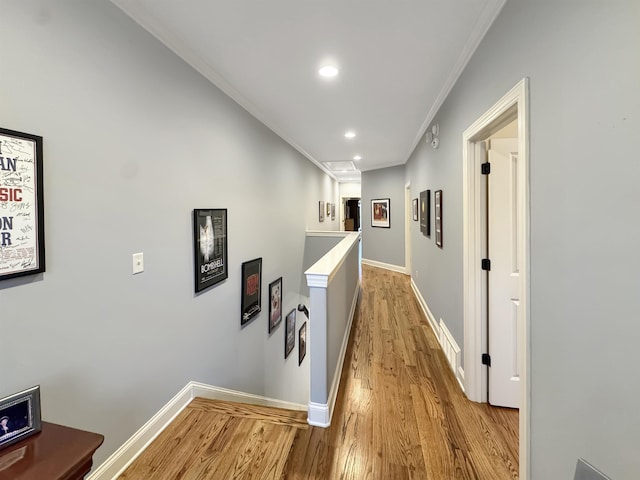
(371, 198), (390, 228)
(298, 322), (307, 365)
(0, 386), (41, 451)
(420, 190), (431, 237)
(268, 277), (283, 333)
(0, 127), (45, 281)
(285, 308), (296, 358)
(412, 198), (418, 221)
(241, 258), (262, 325)
(193, 209), (228, 293)
(435, 190), (443, 248)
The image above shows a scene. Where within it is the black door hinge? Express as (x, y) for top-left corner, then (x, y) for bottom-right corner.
(481, 162), (491, 175)
(482, 353), (491, 367)
(481, 258), (491, 271)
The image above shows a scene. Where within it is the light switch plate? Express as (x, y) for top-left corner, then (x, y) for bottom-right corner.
(132, 252), (144, 274)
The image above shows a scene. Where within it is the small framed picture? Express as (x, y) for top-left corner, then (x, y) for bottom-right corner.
(241, 258), (262, 325)
(285, 308), (296, 358)
(298, 322), (307, 365)
(412, 198), (418, 221)
(0, 385), (42, 451)
(319, 201), (325, 222)
(327, 202), (331, 216)
(435, 190), (443, 248)
(268, 277), (283, 333)
(331, 203), (336, 221)
(371, 198), (390, 228)
(420, 190), (430, 237)
(193, 208), (228, 293)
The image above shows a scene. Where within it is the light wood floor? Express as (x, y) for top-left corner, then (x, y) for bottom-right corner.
(120, 265), (518, 479)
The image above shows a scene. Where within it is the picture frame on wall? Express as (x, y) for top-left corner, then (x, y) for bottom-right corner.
(331, 203), (336, 221)
(193, 208), (228, 293)
(285, 308), (296, 358)
(327, 202), (331, 216)
(371, 198), (390, 228)
(420, 190), (430, 237)
(298, 322), (307, 365)
(435, 190), (443, 248)
(412, 198), (418, 221)
(0, 385), (42, 451)
(268, 277), (282, 333)
(241, 258), (262, 325)
(319, 201), (325, 222)
(0, 127), (45, 281)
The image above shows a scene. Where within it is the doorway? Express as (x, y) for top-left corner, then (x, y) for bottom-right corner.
(462, 79), (530, 479)
(344, 198), (360, 231)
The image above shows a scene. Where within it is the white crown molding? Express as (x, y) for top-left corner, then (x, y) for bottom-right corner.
(109, 0), (336, 181)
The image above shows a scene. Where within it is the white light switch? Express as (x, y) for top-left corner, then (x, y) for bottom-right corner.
(132, 252), (144, 274)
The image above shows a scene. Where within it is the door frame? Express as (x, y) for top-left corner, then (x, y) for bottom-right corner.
(405, 182), (412, 275)
(462, 78), (530, 479)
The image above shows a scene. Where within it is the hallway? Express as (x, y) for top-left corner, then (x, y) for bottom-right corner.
(283, 265), (518, 479)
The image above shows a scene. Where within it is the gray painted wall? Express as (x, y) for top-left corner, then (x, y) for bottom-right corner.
(0, 1), (339, 466)
(404, 0), (640, 478)
(361, 165), (405, 268)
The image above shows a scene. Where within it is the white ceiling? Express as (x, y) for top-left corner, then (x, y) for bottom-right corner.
(111, 0), (506, 183)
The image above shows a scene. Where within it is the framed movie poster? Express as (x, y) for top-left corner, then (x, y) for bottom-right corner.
(268, 277), (282, 333)
(298, 322), (307, 365)
(285, 308), (296, 358)
(193, 208), (227, 293)
(0, 128), (45, 281)
(435, 190), (443, 248)
(241, 258), (262, 325)
(371, 198), (390, 228)
(420, 190), (430, 237)
(412, 198), (418, 221)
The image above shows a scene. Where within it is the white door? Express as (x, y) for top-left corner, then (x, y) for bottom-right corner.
(488, 138), (521, 408)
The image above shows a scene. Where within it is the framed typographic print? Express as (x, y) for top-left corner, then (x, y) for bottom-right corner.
(0, 128), (45, 281)
(241, 258), (262, 325)
(193, 208), (228, 292)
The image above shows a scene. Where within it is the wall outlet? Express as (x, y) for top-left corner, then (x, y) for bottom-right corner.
(132, 252), (144, 274)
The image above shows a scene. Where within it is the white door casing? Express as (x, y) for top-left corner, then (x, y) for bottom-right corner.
(487, 138), (521, 408)
(405, 183), (412, 274)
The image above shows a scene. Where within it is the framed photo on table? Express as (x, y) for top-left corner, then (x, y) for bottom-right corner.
(371, 198), (390, 228)
(241, 258), (262, 325)
(193, 208), (228, 293)
(0, 127), (45, 281)
(268, 277), (282, 333)
(0, 386), (41, 451)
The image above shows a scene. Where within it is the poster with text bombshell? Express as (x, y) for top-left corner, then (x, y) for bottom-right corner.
(193, 208), (227, 292)
(0, 128), (45, 281)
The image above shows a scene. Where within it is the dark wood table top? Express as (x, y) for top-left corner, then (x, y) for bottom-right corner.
(0, 421), (104, 480)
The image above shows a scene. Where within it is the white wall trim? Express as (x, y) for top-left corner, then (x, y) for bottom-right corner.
(305, 230), (350, 238)
(308, 279), (361, 428)
(439, 319), (464, 391)
(410, 278), (440, 336)
(88, 381), (307, 480)
(361, 258), (406, 274)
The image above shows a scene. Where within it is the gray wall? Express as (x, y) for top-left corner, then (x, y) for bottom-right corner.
(404, 0), (640, 478)
(0, 0), (339, 466)
(361, 165), (405, 267)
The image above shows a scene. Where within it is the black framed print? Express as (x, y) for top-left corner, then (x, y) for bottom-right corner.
(371, 198), (390, 228)
(241, 258), (262, 325)
(412, 198), (418, 221)
(0, 385), (41, 451)
(435, 190), (443, 248)
(0, 128), (45, 281)
(420, 190), (430, 237)
(193, 209), (228, 293)
(268, 277), (283, 333)
(298, 322), (307, 365)
(285, 308), (296, 358)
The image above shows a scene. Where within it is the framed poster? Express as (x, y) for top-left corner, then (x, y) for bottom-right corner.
(331, 203), (336, 221)
(412, 198), (418, 221)
(268, 277), (282, 333)
(420, 190), (430, 237)
(435, 190), (443, 248)
(0, 386), (41, 451)
(327, 202), (331, 216)
(241, 258), (262, 325)
(0, 128), (45, 281)
(298, 322), (307, 365)
(193, 208), (228, 292)
(371, 198), (390, 228)
(285, 308), (296, 358)
(319, 201), (325, 222)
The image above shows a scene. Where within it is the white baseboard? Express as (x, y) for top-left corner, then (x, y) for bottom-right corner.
(410, 279), (465, 391)
(361, 258), (407, 274)
(308, 280), (361, 428)
(88, 382), (307, 480)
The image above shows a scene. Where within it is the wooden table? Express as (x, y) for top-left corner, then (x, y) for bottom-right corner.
(0, 422), (104, 480)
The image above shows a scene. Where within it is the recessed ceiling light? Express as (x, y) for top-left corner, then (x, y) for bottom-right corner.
(353, 155), (362, 161)
(319, 65), (339, 78)
(344, 131), (356, 139)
